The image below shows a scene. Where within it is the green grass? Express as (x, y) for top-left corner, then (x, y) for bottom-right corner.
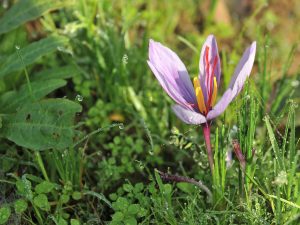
(0, 0), (299, 224)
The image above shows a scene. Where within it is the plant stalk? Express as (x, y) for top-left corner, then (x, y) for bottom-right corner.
(202, 122), (214, 175)
(157, 170), (212, 199)
(16, 47), (33, 99)
(35, 151), (50, 182)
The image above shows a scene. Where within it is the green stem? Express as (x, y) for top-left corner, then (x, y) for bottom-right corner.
(202, 122), (214, 175)
(35, 152), (50, 182)
(16, 47), (33, 99)
(32, 204), (44, 225)
(0, 179), (15, 185)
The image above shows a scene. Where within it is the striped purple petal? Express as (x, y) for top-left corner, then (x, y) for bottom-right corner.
(148, 40), (197, 110)
(207, 42), (256, 120)
(199, 35), (221, 96)
(172, 104), (207, 125)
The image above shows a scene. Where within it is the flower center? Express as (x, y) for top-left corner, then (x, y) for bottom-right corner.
(191, 45), (219, 115)
(193, 76), (217, 115)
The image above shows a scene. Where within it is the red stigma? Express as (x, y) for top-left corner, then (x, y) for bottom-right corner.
(207, 55), (218, 107)
(205, 46), (210, 88)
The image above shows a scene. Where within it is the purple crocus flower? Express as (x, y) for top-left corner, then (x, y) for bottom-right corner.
(147, 35), (256, 125)
(147, 34), (256, 173)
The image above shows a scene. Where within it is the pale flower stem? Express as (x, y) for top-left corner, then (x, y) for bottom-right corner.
(202, 123), (214, 175)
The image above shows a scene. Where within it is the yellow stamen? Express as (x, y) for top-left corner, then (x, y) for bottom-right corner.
(193, 77), (207, 114)
(211, 77), (218, 107)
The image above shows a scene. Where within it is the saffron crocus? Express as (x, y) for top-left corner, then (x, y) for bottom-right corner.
(147, 35), (256, 173)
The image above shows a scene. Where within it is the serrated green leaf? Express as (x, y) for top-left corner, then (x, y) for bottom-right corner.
(123, 183), (133, 192)
(33, 194), (50, 211)
(35, 181), (55, 194)
(109, 193), (118, 201)
(0, 0), (70, 34)
(113, 197), (129, 211)
(1, 99), (82, 150)
(16, 177), (33, 200)
(0, 206), (11, 224)
(137, 207), (147, 218)
(0, 79), (66, 113)
(14, 199), (28, 214)
(0, 36), (68, 78)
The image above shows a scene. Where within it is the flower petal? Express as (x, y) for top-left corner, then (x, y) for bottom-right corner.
(229, 41), (256, 97)
(206, 89), (233, 120)
(147, 61), (191, 109)
(172, 104), (207, 125)
(207, 42), (256, 120)
(199, 35), (221, 88)
(148, 39), (197, 108)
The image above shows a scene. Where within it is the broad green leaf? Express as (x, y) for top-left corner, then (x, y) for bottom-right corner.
(0, 27), (27, 62)
(0, 0), (70, 34)
(0, 36), (68, 78)
(0, 206), (11, 224)
(14, 199), (28, 214)
(0, 79), (66, 113)
(31, 65), (80, 81)
(33, 194), (50, 211)
(163, 183), (172, 195)
(176, 182), (196, 194)
(35, 181), (55, 194)
(133, 183), (144, 193)
(1, 99), (82, 150)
